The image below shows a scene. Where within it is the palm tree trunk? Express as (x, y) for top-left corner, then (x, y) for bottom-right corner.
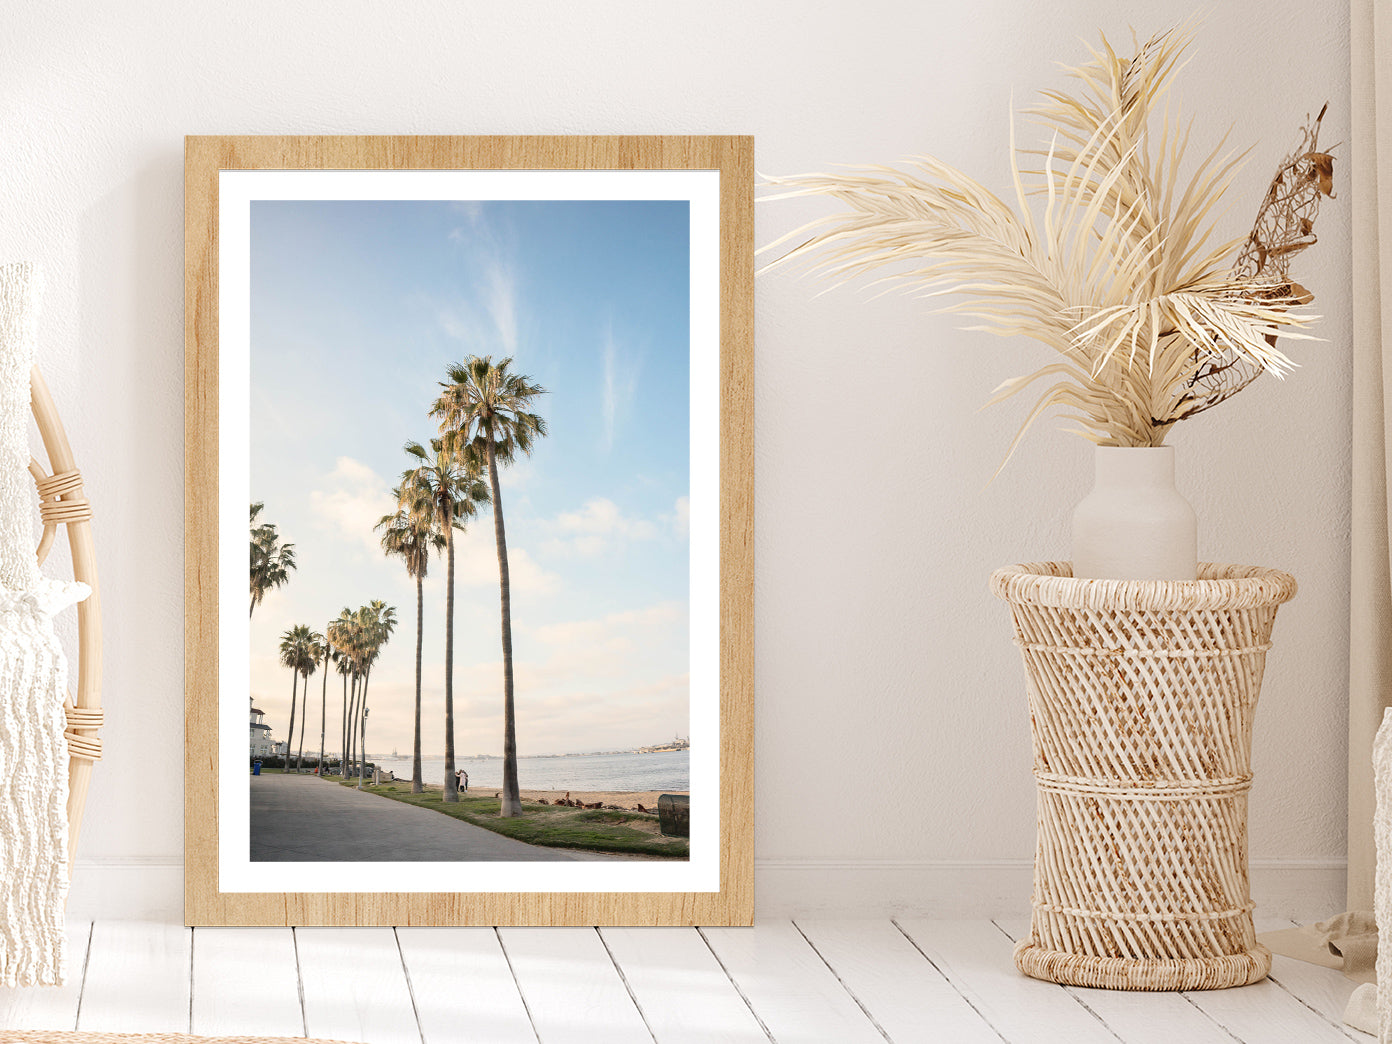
(286, 670), (299, 772)
(249, 598), (256, 618)
(487, 442), (523, 818)
(358, 667), (371, 789)
(353, 674), (363, 775)
(443, 507), (458, 803)
(318, 648), (329, 776)
(412, 574), (424, 793)
(340, 671), (349, 776)
(297, 673), (311, 773)
(341, 679), (353, 779)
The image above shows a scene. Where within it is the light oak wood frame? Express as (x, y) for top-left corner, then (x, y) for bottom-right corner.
(184, 135), (754, 926)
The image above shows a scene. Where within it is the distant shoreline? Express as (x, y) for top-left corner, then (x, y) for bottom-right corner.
(400, 747), (689, 761)
(393, 781), (688, 809)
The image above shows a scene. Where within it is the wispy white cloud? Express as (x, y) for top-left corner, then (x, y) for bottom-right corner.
(435, 264), (518, 360)
(539, 497), (659, 558)
(665, 496), (690, 539)
(498, 457), (534, 491)
(601, 321), (640, 452)
(448, 528), (560, 595)
(447, 201), (484, 240)
(307, 457), (396, 554)
(531, 601), (683, 656)
(440, 208), (520, 359)
(485, 258), (517, 358)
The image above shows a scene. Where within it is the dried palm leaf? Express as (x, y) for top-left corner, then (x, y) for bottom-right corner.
(761, 25), (1330, 459)
(1180, 105), (1336, 417)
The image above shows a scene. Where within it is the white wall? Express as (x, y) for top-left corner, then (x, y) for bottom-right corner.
(3, 0), (1352, 920)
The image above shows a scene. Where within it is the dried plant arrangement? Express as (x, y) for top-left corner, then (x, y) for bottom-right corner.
(762, 27), (1335, 461)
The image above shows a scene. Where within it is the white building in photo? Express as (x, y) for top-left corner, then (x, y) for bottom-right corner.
(249, 698), (282, 759)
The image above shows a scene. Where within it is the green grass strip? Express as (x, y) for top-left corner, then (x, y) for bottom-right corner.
(331, 778), (689, 858)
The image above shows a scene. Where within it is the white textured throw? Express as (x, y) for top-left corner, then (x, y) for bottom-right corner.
(0, 263), (88, 987)
(1347, 981), (1378, 1036)
(1374, 707), (1392, 1041)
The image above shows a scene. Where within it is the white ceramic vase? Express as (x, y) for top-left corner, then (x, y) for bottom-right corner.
(1071, 445), (1198, 581)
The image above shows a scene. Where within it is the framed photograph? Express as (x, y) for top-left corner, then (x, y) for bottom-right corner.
(184, 136), (753, 926)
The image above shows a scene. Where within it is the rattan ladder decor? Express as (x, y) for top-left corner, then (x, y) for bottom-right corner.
(28, 365), (102, 872)
(991, 562), (1296, 991)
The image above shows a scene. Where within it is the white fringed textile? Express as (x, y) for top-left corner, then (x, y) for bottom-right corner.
(1374, 707), (1392, 1042)
(0, 263), (88, 987)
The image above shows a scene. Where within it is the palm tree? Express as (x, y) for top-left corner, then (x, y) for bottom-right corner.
(333, 649), (352, 775)
(431, 356), (548, 817)
(277, 625), (315, 770)
(346, 605), (371, 781)
(376, 490), (447, 793)
(315, 631), (333, 775)
(400, 438), (489, 803)
(250, 502), (296, 617)
(294, 631), (320, 772)
(328, 608), (359, 777)
(354, 600), (397, 788)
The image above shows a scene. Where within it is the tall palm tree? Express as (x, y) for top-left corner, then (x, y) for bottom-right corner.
(376, 491), (447, 793)
(294, 631), (321, 772)
(354, 600), (397, 788)
(277, 625), (315, 769)
(400, 438), (489, 803)
(250, 502), (296, 617)
(328, 608), (359, 777)
(431, 356), (548, 817)
(346, 605), (372, 781)
(333, 649), (352, 775)
(315, 631), (333, 775)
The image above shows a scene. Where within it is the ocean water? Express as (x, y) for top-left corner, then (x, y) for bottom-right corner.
(374, 748), (689, 793)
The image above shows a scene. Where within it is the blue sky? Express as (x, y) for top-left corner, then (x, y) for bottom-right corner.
(248, 199), (691, 762)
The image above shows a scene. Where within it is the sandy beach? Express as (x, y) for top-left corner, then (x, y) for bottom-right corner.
(513, 788), (685, 810)
(391, 778), (686, 812)
(463, 786), (685, 811)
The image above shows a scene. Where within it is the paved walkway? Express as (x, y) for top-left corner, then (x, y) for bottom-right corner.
(250, 772), (577, 862)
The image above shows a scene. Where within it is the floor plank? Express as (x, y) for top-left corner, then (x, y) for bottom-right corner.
(1266, 954), (1365, 1041)
(600, 926), (768, 1043)
(1182, 977), (1355, 1043)
(10, 918), (1371, 1043)
(77, 921), (190, 1033)
(396, 927), (536, 1044)
(190, 927), (304, 1037)
(0, 921), (90, 1031)
(296, 927), (419, 1044)
(895, 919), (1117, 1044)
(992, 919), (1234, 1044)
(498, 927), (650, 1044)
(1255, 920), (1365, 1041)
(795, 919), (1002, 1044)
(700, 920), (883, 1044)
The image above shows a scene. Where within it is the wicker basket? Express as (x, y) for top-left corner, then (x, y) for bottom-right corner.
(991, 561), (1297, 991)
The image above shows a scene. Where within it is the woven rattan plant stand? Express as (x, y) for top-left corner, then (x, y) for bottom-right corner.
(991, 562), (1297, 991)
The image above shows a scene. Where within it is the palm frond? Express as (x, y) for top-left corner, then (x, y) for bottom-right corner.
(761, 24), (1328, 452)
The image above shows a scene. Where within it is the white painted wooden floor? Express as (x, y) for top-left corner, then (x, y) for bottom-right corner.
(0, 919), (1371, 1043)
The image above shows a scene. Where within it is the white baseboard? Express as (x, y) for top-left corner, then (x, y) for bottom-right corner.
(753, 859), (1349, 922)
(63, 857), (1348, 924)
(67, 859), (183, 922)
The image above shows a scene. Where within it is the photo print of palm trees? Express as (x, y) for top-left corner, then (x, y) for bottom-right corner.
(227, 172), (720, 891)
